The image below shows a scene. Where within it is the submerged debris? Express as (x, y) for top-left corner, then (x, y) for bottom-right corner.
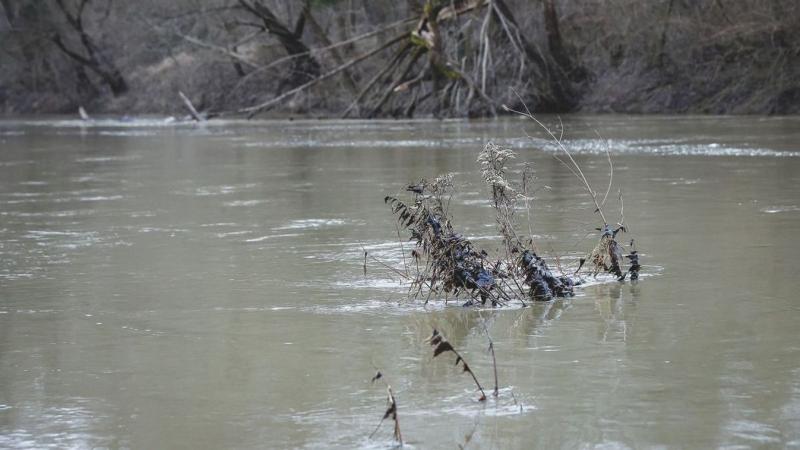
(380, 140), (641, 306)
(385, 173), (506, 306)
(625, 240), (641, 281)
(588, 224), (626, 279)
(519, 250), (576, 300)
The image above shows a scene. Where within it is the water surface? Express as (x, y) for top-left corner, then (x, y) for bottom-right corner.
(1, 116), (799, 449)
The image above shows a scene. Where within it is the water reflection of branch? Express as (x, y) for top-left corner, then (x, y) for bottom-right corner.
(591, 282), (638, 343)
(457, 414), (481, 450)
(516, 298), (572, 339)
(476, 310), (500, 397)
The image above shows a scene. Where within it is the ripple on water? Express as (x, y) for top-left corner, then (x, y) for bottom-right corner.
(75, 155), (141, 163)
(518, 138), (800, 157)
(724, 419), (783, 445)
(307, 240), (405, 264)
(301, 299), (435, 316)
(0, 401), (112, 449)
(75, 195), (125, 202)
(761, 205), (800, 214)
(272, 218), (354, 230)
(242, 136), (800, 157)
(174, 183), (260, 197)
(245, 233), (302, 243)
(223, 199), (270, 207)
(436, 387), (535, 418)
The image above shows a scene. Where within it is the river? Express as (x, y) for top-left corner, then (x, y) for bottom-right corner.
(1, 116), (799, 449)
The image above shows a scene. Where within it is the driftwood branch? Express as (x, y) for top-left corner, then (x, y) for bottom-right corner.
(236, 33), (408, 118)
(167, 28), (261, 69)
(369, 48), (424, 118)
(178, 91), (204, 121)
(447, 62), (497, 117)
(224, 17), (416, 105)
(341, 42), (412, 118)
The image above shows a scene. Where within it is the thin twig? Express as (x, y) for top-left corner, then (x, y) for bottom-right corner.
(236, 33), (407, 117)
(504, 91), (608, 225)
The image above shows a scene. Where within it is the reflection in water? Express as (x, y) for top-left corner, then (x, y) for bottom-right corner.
(1, 117), (799, 448)
(590, 282), (630, 343)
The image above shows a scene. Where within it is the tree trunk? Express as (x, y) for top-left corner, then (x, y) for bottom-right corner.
(303, 6), (359, 97)
(51, 0), (128, 96)
(543, 0), (585, 82)
(0, 0), (16, 25)
(238, 0), (321, 90)
(52, 33), (128, 96)
(423, 1), (448, 116)
(492, 0), (576, 110)
(1, 0), (39, 90)
(73, 64), (98, 97)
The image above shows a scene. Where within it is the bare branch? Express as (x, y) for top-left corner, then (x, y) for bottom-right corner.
(236, 33), (408, 118)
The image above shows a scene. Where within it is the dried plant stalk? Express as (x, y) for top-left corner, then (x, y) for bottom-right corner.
(369, 371), (403, 445)
(428, 329), (487, 401)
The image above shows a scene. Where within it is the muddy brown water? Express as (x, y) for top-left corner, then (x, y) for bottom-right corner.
(1, 116), (799, 449)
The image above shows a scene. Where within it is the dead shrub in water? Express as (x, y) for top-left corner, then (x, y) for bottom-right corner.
(381, 107), (642, 304)
(384, 143), (586, 304)
(385, 173), (509, 307)
(502, 101), (641, 283)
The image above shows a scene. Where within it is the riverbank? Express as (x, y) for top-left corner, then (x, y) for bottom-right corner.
(1, 1), (798, 117)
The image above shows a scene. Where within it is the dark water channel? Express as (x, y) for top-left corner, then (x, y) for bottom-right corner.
(1, 116), (799, 449)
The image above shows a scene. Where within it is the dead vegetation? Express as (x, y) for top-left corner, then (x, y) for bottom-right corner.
(378, 112), (641, 306)
(369, 370), (403, 446)
(368, 325), (511, 446)
(2, 0), (796, 115)
(428, 329), (487, 401)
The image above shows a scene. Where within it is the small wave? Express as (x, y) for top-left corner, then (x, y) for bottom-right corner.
(75, 155), (141, 163)
(241, 135), (799, 157)
(244, 233), (302, 242)
(25, 230), (92, 237)
(199, 222), (239, 228)
(331, 277), (407, 290)
(175, 183), (260, 197)
(77, 195), (124, 202)
(243, 136), (483, 149)
(516, 138), (800, 157)
(302, 299), (439, 315)
(216, 230), (252, 238)
(223, 199), (269, 207)
(138, 227), (189, 234)
(0, 160), (35, 167)
(762, 205), (800, 214)
(272, 218), (350, 230)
